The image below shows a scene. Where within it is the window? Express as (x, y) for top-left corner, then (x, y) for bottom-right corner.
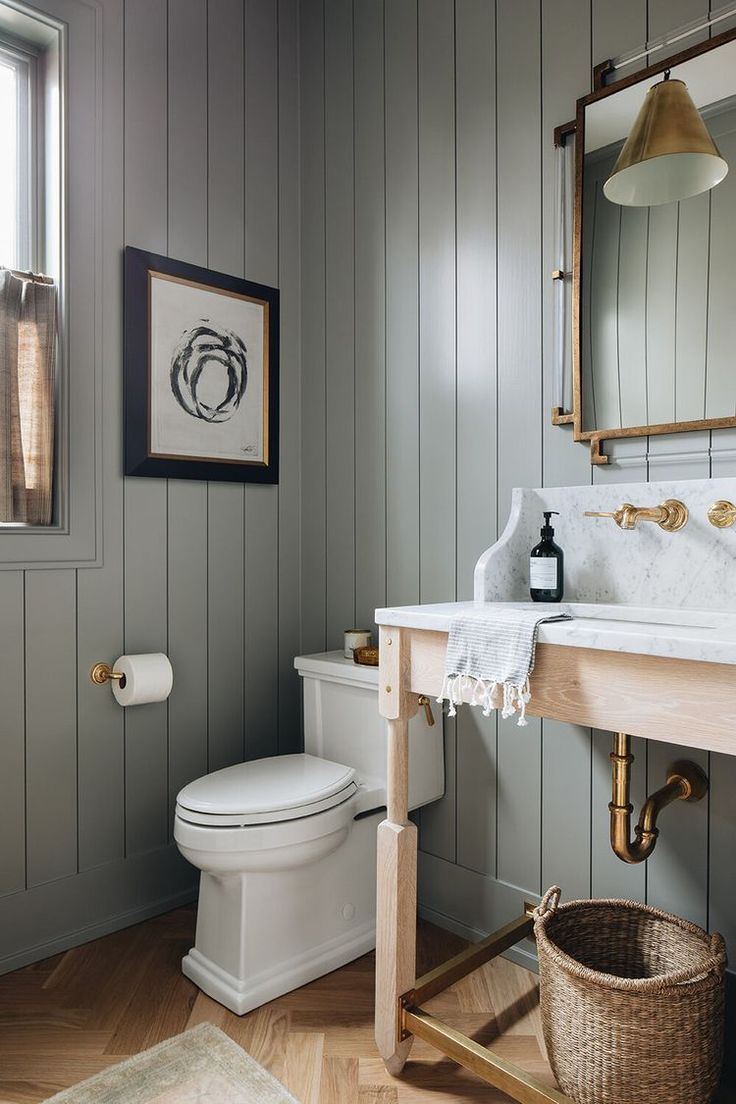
(0, 0), (101, 565)
(0, 39), (33, 271)
(0, 7), (60, 528)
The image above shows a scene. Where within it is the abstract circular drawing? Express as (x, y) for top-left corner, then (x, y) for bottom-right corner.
(170, 321), (248, 423)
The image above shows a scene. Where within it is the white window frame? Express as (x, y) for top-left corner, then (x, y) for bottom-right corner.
(0, 0), (103, 567)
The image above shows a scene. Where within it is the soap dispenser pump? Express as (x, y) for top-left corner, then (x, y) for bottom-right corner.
(530, 511), (563, 603)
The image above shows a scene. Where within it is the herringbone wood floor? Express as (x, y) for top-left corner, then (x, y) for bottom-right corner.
(0, 905), (732, 1103)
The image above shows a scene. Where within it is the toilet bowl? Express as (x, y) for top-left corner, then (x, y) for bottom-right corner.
(174, 650), (444, 1015)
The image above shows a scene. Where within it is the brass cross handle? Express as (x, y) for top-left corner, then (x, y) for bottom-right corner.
(584, 499), (688, 531)
(707, 500), (736, 529)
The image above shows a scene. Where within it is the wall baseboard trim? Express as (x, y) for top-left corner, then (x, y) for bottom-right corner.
(417, 901), (539, 974)
(0, 845), (198, 976)
(0, 886), (197, 976)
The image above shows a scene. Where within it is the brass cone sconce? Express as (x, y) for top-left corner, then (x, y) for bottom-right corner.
(604, 72), (728, 207)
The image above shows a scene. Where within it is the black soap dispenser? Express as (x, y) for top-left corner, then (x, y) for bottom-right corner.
(530, 511), (563, 603)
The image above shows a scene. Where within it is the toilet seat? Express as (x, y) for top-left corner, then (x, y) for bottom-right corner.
(176, 753), (357, 827)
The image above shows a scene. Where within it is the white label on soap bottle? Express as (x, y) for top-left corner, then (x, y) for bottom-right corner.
(530, 558), (558, 590)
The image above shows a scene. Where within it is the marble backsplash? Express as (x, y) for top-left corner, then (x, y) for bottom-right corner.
(474, 476), (736, 611)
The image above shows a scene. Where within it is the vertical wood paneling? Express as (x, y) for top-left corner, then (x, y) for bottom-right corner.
(541, 0), (592, 490)
(646, 744), (709, 926)
(591, 0), (649, 484)
(323, 0), (356, 647)
(495, 0), (542, 894)
(384, 0), (419, 609)
(25, 571), (77, 886)
(167, 0), (208, 262)
(675, 193), (709, 422)
(496, 0), (542, 513)
(354, 0), (386, 633)
(0, 0), (304, 972)
(76, 0), (125, 871)
(540, 0), (593, 904)
(705, 130), (736, 420)
(417, 0), (455, 606)
(166, 0), (209, 826)
(297, 0), (736, 973)
(167, 481), (208, 811)
(0, 572), (25, 894)
(300, 0), (328, 654)
(207, 489), (245, 771)
(592, 0), (647, 65)
(123, 0), (170, 857)
(207, 0), (245, 276)
(645, 0), (712, 474)
(645, 204), (678, 427)
(454, 0), (497, 877)
(644, 0), (714, 928)
(590, 188), (622, 429)
(617, 206), (649, 426)
(414, 0), (457, 862)
(207, 0), (246, 772)
(709, 751), (736, 961)
(244, 0), (281, 760)
(277, 0), (303, 754)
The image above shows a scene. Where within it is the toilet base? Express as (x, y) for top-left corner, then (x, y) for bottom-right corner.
(181, 810), (381, 1015)
(182, 919), (376, 1015)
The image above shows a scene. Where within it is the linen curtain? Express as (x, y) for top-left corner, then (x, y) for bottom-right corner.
(0, 269), (57, 525)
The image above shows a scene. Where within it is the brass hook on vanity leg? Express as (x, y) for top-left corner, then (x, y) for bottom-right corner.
(609, 732), (708, 864)
(417, 695), (435, 727)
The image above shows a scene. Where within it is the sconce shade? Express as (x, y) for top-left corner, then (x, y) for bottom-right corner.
(603, 77), (728, 206)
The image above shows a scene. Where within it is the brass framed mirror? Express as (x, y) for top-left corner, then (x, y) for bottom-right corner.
(553, 26), (736, 464)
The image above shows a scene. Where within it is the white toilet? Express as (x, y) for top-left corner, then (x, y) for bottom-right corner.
(173, 650), (444, 1015)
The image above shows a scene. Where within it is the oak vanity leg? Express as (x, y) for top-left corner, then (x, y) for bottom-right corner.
(375, 628), (418, 1074)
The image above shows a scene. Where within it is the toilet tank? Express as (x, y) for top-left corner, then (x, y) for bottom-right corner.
(294, 651), (444, 812)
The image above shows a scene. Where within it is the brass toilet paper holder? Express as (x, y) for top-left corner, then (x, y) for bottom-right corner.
(90, 662), (126, 687)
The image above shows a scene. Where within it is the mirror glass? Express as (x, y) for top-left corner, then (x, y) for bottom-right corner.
(581, 39), (736, 432)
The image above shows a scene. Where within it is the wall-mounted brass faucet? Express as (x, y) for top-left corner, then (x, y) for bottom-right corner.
(707, 500), (736, 528)
(585, 499), (688, 531)
(609, 732), (708, 864)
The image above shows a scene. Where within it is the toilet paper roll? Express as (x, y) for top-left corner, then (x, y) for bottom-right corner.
(111, 653), (174, 707)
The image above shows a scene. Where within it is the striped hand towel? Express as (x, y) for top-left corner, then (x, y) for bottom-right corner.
(437, 606), (572, 727)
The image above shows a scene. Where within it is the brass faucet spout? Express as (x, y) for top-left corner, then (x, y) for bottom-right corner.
(585, 499), (688, 532)
(609, 732), (708, 864)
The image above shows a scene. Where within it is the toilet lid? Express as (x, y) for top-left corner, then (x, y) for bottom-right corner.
(175, 753), (358, 826)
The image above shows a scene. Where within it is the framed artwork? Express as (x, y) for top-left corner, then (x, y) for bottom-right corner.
(124, 246), (279, 483)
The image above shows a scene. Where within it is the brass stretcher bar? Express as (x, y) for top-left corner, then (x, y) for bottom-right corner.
(397, 909), (572, 1104)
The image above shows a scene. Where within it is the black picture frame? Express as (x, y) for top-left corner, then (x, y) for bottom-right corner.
(124, 246), (279, 484)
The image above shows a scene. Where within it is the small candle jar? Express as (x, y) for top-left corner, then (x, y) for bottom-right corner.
(344, 628), (372, 659)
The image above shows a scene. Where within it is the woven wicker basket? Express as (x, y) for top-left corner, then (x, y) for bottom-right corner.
(534, 886), (726, 1104)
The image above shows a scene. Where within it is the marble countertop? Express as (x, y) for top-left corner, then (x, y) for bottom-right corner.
(374, 601), (736, 666)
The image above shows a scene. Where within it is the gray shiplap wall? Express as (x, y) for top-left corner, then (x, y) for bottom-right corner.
(0, 0), (301, 972)
(299, 0), (736, 965)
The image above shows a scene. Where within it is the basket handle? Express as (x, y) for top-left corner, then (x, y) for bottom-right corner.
(534, 885), (561, 921)
(709, 931), (728, 971)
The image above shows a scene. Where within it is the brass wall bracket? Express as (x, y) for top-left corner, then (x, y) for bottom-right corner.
(609, 732), (708, 864)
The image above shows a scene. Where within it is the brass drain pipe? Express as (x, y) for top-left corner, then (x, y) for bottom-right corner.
(609, 732), (708, 864)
